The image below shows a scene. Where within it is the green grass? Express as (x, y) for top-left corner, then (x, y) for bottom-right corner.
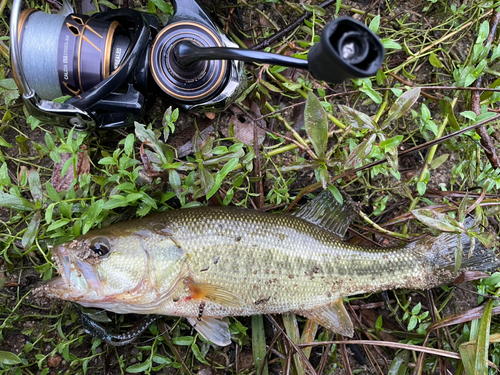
(2, 0), (500, 374)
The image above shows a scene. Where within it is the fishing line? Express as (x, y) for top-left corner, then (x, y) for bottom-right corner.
(21, 12), (65, 99)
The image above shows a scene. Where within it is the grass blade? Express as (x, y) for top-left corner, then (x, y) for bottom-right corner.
(252, 315), (269, 375)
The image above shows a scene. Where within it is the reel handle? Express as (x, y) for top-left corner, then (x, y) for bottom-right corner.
(172, 17), (384, 84)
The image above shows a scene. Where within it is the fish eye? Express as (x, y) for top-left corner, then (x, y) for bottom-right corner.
(90, 237), (111, 257)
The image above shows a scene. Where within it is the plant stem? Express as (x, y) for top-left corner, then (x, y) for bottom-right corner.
(408, 97), (458, 213)
(358, 210), (410, 240)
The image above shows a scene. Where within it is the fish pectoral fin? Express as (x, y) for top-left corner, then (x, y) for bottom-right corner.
(297, 299), (353, 337)
(185, 280), (244, 308)
(187, 317), (231, 346)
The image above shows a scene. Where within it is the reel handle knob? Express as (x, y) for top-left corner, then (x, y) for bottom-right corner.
(307, 17), (384, 83)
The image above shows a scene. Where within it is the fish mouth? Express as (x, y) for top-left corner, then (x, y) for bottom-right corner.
(37, 244), (100, 301)
(34, 245), (73, 299)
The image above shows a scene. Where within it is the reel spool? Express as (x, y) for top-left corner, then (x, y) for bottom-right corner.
(16, 10), (130, 99)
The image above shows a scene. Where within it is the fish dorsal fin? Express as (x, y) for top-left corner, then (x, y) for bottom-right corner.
(185, 280), (244, 308)
(187, 317), (231, 346)
(290, 190), (356, 239)
(297, 299), (353, 337)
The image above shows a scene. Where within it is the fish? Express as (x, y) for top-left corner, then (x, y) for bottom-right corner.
(36, 192), (500, 346)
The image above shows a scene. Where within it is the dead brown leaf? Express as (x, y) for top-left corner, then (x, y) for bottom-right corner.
(51, 145), (90, 192)
(220, 102), (266, 145)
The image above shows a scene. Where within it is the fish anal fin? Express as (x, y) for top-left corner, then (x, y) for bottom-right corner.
(187, 317), (231, 346)
(185, 280), (244, 308)
(290, 190), (356, 239)
(297, 299), (353, 337)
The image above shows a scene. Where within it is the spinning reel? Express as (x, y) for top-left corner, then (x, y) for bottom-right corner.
(10, 0), (385, 131)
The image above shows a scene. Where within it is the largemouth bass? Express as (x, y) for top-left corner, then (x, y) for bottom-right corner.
(37, 194), (500, 345)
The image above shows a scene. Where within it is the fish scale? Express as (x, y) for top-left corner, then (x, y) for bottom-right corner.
(167, 208), (422, 314)
(38, 195), (500, 346)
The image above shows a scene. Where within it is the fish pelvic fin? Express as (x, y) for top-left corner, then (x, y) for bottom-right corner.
(296, 299), (353, 337)
(185, 280), (244, 308)
(187, 317), (231, 346)
(290, 189), (356, 239)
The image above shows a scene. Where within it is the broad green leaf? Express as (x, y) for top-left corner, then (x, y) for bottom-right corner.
(387, 350), (409, 375)
(345, 133), (376, 168)
(172, 336), (194, 346)
(360, 81), (382, 104)
(124, 134), (135, 156)
(0, 350), (22, 365)
(382, 87), (421, 128)
(22, 211), (41, 249)
(417, 181), (426, 196)
(490, 44), (500, 61)
(475, 232), (496, 248)
(0, 192), (35, 211)
(149, 0), (173, 14)
(191, 342), (209, 365)
(411, 302), (422, 315)
(476, 20), (490, 45)
(198, 165), (214, 196)
(412, 209), (465, 233)
(52, 95), (72, 103)
(0, 163), (10, 186)
(0, 79), (18, 90)
(303, 4), (326, 16)
(28, 170), (43, 202)
(339, 105), (376, 130)
(169, 170), (182, 201)
(47, 218), (70, 232)
(407, 315), (418, 331)
(369, 15), (380, 33)
(126, 361), (151, 373)
(430, 154), (449, 170)
(152, 354), (172, 365)
(260, 79), (282, 93)
(429, 52), (444, 68)
(305, 92), (328, 159)
(207, 158), (239, 199)
(45, 181), (61, 202)
(82, 199), (104, 234)
(328, 185), (343, 205)
(380, 135), (403, 152)
(458, 191), (469, 223)
(442, 101), (460, 131)
(381, 38), (402, 50)
(385, 147), (400, 177)
(0, 136), (13, 148)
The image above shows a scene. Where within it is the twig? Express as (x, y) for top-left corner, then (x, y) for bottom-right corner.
(472, 10), (500, 169)
(265, 315), (318, 375)
(358, 210), (410, 240)
(251, 0), (335, 50)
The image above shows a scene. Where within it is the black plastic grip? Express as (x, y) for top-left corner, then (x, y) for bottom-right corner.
(307, 17), (384, 83)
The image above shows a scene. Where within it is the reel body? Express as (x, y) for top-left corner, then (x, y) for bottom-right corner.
(10, 0), (384, 131)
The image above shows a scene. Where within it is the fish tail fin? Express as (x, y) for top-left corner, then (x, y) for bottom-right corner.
(420, 228), (500, 280)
